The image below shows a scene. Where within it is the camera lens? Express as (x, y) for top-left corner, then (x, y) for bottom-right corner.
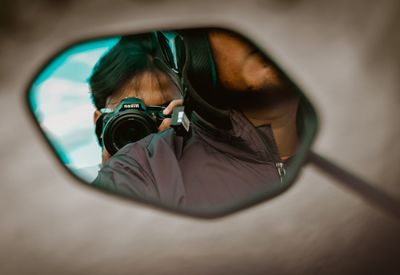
(103, 110), (158, 155)
(113, 119), (149, 148)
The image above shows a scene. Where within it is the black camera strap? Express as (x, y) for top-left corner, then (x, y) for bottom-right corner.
(157, 29), (233, 132)
(94, 113), (104, 146)
(179, 29), (232, 130)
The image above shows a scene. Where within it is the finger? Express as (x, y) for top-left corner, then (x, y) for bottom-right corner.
(158, 118), (172, 132)
(102, 149), (111, 165)
(163, 99), (184, 115)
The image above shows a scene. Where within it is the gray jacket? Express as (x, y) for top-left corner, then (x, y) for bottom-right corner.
(93, 110), (286, 209)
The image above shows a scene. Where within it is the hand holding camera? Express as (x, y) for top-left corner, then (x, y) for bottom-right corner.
(96, 97), (185, 156)
(158, 99), (184, 132)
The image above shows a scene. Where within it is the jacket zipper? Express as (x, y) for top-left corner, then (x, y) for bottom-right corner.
(275, 162), (286, 183)
(254, 128), (287, 183)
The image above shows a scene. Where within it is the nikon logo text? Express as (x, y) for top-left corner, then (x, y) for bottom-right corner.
(124, 104), (140, 108)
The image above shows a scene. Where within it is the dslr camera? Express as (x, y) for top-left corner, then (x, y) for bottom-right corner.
(96, 97), (168, 156)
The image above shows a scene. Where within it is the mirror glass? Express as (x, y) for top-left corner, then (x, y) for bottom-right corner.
(27, 28), (317, 217)
(29, 38), (119, 181)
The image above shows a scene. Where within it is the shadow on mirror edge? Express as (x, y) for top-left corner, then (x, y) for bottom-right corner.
(27, 27), (318, 218)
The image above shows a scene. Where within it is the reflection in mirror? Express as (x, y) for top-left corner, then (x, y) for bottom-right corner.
(28, 28), (317, 216)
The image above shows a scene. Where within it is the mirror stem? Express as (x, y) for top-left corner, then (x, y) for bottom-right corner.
(308, 151), (400, 220)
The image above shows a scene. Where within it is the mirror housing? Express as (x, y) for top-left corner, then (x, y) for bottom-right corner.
(26, 27), (318, 218)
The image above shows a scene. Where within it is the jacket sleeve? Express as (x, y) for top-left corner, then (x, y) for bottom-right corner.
(91, 143), (160, 201)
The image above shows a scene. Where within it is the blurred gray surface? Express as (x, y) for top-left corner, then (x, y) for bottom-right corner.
(1, 0), (400, 274)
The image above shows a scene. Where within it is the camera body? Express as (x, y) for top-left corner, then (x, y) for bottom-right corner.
(97, 97), (167, 156)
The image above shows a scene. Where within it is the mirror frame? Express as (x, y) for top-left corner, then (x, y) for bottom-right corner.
(24, 25), (319, 219)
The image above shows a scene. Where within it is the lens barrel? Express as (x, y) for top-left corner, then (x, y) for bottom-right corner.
(102, 110), (158, 155)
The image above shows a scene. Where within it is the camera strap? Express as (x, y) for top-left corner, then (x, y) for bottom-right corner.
(94, 113), (104, 146)
(180, 29), (232, 130)
(157, 29), (233, 132)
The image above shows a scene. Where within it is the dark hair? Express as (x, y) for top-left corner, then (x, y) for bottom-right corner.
(89, 33), (179, 110)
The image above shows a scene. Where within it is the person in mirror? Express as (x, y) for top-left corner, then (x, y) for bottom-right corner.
(89, 34), (183, 165)
(92, 29), (302, 210)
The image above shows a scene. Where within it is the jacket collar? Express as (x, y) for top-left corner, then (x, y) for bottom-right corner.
(191, 110), (281, 163)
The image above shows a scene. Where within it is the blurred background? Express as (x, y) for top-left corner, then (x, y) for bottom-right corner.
(0, 0), (399, 274)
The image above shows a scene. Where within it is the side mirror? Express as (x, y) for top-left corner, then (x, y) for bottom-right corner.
(26, 27), (319, 218)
